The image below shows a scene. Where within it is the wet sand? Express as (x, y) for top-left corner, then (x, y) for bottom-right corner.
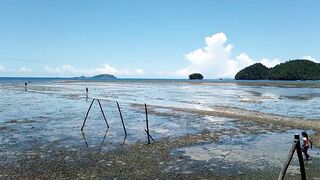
(134, 103), (320, 145)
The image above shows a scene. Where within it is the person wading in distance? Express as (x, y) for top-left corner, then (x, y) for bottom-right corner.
(86, 87), (89, 101)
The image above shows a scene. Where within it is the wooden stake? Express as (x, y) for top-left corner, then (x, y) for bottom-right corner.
(97, 99), (109, 128)
(145, 129), (156, 143)
(295, 134), (306, 180)
(278, 142), (297, 180)
(145, 103), (150, 144)
(117, 101), (127, 136)
(81, 99), (95, 131)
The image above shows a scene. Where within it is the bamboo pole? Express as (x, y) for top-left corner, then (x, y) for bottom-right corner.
(81, 99), (95, 130)
(97, 99), (109, 128)
(145, 103), (150, 144)
(116, 101), (127, 136)
(278, 142), (297, 180)
(295, 134), (306, 180)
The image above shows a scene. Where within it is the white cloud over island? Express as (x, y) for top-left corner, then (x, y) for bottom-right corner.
(44, 63), (144, 77)
(175, 32), (282, 78)
(302, 55), (318, 62)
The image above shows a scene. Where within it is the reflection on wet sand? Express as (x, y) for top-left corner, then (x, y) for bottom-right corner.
(81, 128), (109, 151)
(81, 128), (128, 152)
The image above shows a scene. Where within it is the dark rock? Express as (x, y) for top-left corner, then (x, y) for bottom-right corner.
(189, 73), (204, 80)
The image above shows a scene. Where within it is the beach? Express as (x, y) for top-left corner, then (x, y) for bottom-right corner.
(0, 79), (320, 179)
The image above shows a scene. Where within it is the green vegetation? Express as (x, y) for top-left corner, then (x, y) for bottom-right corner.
(235, 59), (320, 80)
(235, 63), (269, 80)
(189, 73), (204, 80)
(268, 60), (320, 80)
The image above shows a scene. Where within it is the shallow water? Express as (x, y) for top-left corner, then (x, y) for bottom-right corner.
(0, 79), (320, 175)
(2, 79), (319, 118)
(171, 130), (320, 176)
(0, 80), (319, 146)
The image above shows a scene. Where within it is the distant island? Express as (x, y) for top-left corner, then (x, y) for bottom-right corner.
(92, 74), (117, 79)
(74, 74), (117, 79)
(189, 73), (204, 80)
(235, 59), (320, 80)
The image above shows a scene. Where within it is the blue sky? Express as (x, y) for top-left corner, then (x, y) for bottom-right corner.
(0, 0), (319, 78)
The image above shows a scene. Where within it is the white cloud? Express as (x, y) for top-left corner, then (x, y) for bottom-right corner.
(176, 32), (255, 78)
(45, 65), (79, 74)
(302, 55), (318, 62)
(235, 53), (255, 66)
(45, 63), (144, 77)
(0, 65), (32, 74)
(18, 67), (32, 73)
(260, 58), (281, 68)
(134, 69), (144, 75)
(175, 32), (300, 78)
(0, 64), (4, 72)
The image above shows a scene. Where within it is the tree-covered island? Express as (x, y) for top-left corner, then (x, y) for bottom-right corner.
(235, 59), (320, 80)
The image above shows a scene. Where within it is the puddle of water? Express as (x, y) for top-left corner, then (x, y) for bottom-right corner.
(170, 130), (320, 176)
